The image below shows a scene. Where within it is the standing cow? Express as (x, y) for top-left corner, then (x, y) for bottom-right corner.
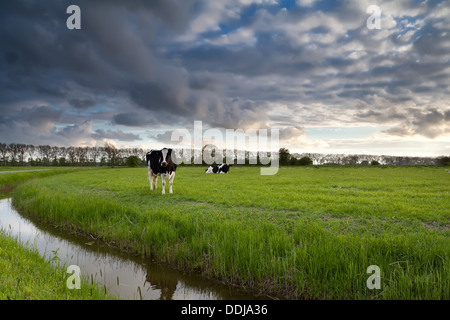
(146, 148), (177, 194)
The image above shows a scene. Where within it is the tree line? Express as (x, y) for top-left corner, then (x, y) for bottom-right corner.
(279, 148), (449, 166)
(0, 142), (448, 167)
(0, 142), (146, 167)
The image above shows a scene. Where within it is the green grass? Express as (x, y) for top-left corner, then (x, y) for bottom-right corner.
(0, 167), (90, 198)
(0, 230), (116, 300)
(10, 166), (450, 299)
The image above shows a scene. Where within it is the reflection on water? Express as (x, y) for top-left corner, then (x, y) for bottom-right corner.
(0, 198), (266, 300)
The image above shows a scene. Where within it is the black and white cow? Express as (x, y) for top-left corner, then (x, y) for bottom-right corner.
(146, 148), (177, 194)
(205, 164), (232, 174)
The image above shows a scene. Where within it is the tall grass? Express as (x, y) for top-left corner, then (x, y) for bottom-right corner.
(0, 167), (84, 198)
(11, 166), (450, 299)
(0, 230), (116, 300)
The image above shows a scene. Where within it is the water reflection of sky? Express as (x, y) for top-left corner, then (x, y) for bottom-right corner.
(0, 198), (262, 300)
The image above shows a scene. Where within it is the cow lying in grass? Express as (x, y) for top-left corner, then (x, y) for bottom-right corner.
(146, 148), (177, 194)
(205, 164), (232, 174)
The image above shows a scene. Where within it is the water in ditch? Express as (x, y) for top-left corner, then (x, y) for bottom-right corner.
(0, 198), (268, 300)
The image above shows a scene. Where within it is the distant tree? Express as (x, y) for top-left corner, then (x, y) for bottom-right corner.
(57, 147), (67, 165)
(9, 143), (20, 165)
(279, 148), (291, 165)
(371, 160), (380, 165)
(67, 147), (77, 165)
(126, 155), (141, 167)
(48, 146), (59, 166)
(38, 145), (52, 166)
(0, 143), (9, 166)
(104, 143), (119, 168)
(298, 156), (313, 166)
(288, 156), (298, 166)
(16, 144), (28, 166)
(437, 156), (450, 166)
(27, 144), (35, 164)
(59, 157), (66, 166)
(76, 147), (88, 166)
(100, 156), (107, 166)
(88, 146), (103, 166)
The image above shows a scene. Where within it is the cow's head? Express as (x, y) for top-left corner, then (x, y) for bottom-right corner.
(160, 148), (177, 168)
(160, 148), (170, 167)
(220, 164), (232, 173)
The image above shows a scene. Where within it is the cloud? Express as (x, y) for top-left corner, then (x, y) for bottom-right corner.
(92, 129), (142, 142)
(113, 112), (153, 127)
(296, 0), (318, 8)
(0, 108), (94, 146)
(69, 98), (97, 110)
(382, 107), (450, 139)
(0, 0), (449, 155)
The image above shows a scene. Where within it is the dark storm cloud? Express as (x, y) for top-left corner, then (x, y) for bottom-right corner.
(92, 129), (142, 142)
(0, 0), (449, 149)
(69, 98), (97, 110)
(113, 113), (151, 127)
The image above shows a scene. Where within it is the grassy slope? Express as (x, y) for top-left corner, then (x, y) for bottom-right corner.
(0, 166), (53, 171)
(0, 230), (115, 300)
(0, 167), (117, 300)
(0, 167), (86, 197)
(11, 166), (450, 299)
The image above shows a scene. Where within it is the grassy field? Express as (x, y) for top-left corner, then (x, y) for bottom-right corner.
(10, 165), (450, 299)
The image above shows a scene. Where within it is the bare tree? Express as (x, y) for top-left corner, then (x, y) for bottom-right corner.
(27, 144), (36, 164)
(88, 146), (103, 166)
(38, 145), (52, 166)
(15, 144), (28, 166)
(9, 143), (21, 165)
(75, 147), (88, 166)
(47, 146), (60, 166)
(57, 146), (67, 165)
(0, 143), (9, 166)
(104, 143), (119, 168)
(67, 146), (77, 166)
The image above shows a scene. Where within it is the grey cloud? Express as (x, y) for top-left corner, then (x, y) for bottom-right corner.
(112, 111), (182, 128)
(69, 98), (97, 110)
(355, 108), (408, 124)
(0, 115), (94, 147)
(382, 125), (414, 137)
(113, 113), (152, 127)
(1, 0), (450, 149)
(0, 105), (63, 129)
(188, 73), (218, 91)
(150, 130), (179, 145)
(92, 129), (142, 142)
(382, 107), (450, 139)
(411, 108), (449, 138)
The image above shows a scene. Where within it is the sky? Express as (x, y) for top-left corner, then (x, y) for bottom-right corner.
(1, 0), (449, 157)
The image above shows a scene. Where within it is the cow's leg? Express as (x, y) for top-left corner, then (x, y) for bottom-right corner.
(153, 173), (158, 190)
(148, 166), (153, 191)
(169, 171), (176, 194)
(161, 174), (166, 195)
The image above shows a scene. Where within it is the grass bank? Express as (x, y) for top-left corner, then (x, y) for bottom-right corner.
(11, 166), (450, 299)
(0, 167), (85, 198)
(0, 167), (117, 300)
(0, 230), (115, 300)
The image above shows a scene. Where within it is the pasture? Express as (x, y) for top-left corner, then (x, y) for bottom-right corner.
(10, 165), (450, 299)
